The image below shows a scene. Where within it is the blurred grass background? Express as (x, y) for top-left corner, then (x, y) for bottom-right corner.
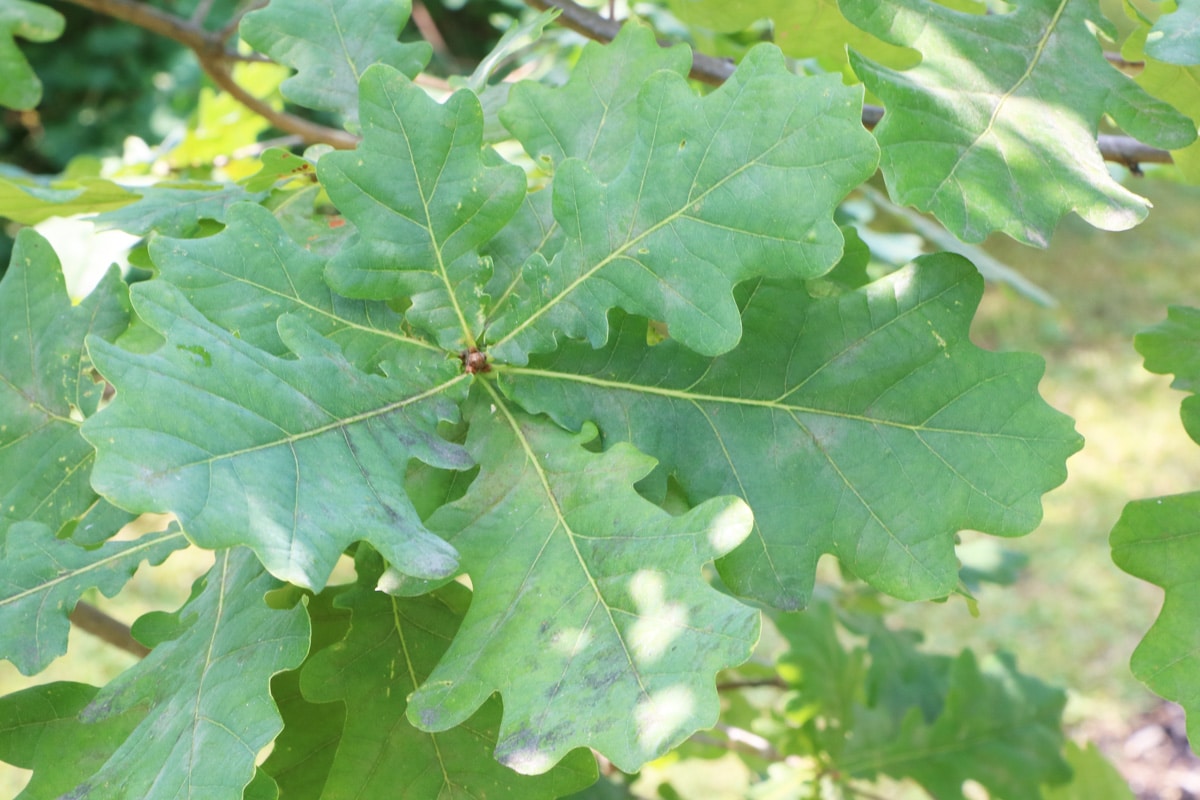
(3, 177), (1200, 795)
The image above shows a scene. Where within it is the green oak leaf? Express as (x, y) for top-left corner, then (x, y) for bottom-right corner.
(60, 549), (309, 800)
(1111, 306), (1200, 745)
(318, 64), (526, 349)
(486, 42), (879, 363)
(0, 522), (187, 675)
(240, 0), (430, 127)
(845, 643), (1070, 796)
(502, 255), (1082, 609)
(407, 391), (759, 774)
(241, 147), (317, 193)
(0, 682), (142, 800)
(499, 23), (693, 181)
(259, 586), (350, 800)
(0, 230), (130, 536)
(1146, 0), (1200, 65)
(300, 553), (597, 797)
(81, 280), (472, 590)
(841, 0), (1198, 245)
(94, 183), (265, 238)
(0, 0), (63, 110)
(148, 201), (428, 373)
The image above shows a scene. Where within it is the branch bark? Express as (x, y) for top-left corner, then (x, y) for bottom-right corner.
(58, 0), (357, 149)
(525, 0), (1175, 168)
(70, 601), (150, 659)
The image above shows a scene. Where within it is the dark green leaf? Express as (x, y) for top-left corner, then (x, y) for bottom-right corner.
(82, 281), (471, 590)
(301, 560), (597, 797)
(60, 549), (310, 800)
(503, 256), (1082, 609)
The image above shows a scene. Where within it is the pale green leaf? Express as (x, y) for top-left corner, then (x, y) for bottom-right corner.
(147, 201), (431, 372)
(0, 522), (187, 675)
(1043, 741), (1136, 799)
(1111, 306), (1200, 747)
(82, 280), (472, 590)
(60, 549), (310, 800)
(407, 393), (759, 774)
(240, 0), (430, 127)
(240, 147), (317, 193)
(1124, 21), (1200, 182)
(318, 64), (527, 349)
(665, 0), (919, 71)
(300, 553), (597, 797)
(503, 256), (1082, 609)
(0, 174), (136, 224)
(1147, 0), (1200, 65)
(0, 0), (63, 110)
(842, 0), (1198, 245)
(0, 230), (129, 536)
(487, 42), (879, 362)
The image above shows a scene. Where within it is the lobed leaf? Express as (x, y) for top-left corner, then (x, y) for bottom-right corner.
(0, 230), (129, 537)
(0, 0), (63, 110)
(94, 183), (265, 238)
(407, 391), (760, 774)
(82, 280), (471, 590)
(0, 173), (136, 224)
(0, 522), (187, 675)
(842, 0), (1198, 245)
(148, 201), (427, 372)
(487, 42), (879, 362)
(319, 63), (527, 348)
(0, 682), (141, 800)
(1111, 306), (1200, 746)
(240, 0), (431, 127)
(300, 555), (597, 798)
(1146, 0), (1200, 65)
(503, 256), (1082, 609)
(60, 549), (309, 800)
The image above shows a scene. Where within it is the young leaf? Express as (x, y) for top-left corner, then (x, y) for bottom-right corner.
(1112, 306), (1200, 746)
(82, 280), (471, 590)
(407, 391), (760, 774)
(842, 0), (1198, 245)
(0, 230), (129, 537)
(0, 172), (135, 224)
(300, 560), (597, 797)
(503, 256), (1082, 609)
(0, 522), (187, 675)
(487, 43), (879, 362)
(240, 0), (431, 127)
(60, 549), (309, 800)
(0, 0), (63, 110)
(148, 201), (428, 372)
(318, 64), (526, 348)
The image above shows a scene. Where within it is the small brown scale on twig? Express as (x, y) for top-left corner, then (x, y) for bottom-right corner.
(460, 346), (490, 374)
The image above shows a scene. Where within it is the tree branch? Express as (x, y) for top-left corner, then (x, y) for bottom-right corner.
(525, 0), (1175, 168)
(58, 0), (357, 149)
(70, 601), (150, 659)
